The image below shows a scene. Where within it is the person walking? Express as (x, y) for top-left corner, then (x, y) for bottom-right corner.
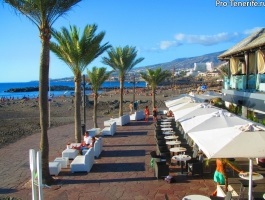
(211, 158), (243, 196)
(144, 106), (150, 121)
(152, 106), (158, 122)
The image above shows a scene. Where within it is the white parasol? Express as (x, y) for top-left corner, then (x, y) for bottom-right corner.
(188, 123), (265, 200)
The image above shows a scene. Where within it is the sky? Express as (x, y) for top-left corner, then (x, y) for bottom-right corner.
(0, 0), (264, 83)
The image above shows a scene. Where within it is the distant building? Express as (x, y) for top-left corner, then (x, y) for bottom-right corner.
(186, 69), (199, 76)
(206, 71), (220, 77)
(194, 62), (214, 72)
(197, 72), (207, 77)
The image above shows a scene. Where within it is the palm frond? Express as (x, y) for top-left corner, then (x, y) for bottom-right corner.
(50, 24), (110, 75)
(5, 0), (81, 29)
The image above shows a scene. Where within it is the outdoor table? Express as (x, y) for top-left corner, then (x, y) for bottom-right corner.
(239, 172), (263, 180)
(166, 140), (181, 147)
(161, 127), (173, 131)
(170, 147), (186, 155)
(161, 121), (171, 124)
(238, 172), (263, 199)
(160, 124), (172, 128)
(172, 154), (191, 174)
(164, 135), (179, 140)
(162, 131), (175, 135)
(182, 194), (211, 200)
(161, 119), (172, 122)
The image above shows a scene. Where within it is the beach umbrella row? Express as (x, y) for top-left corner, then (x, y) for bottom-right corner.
(188, 124), (265, 200)
(164, 95), (265, 200)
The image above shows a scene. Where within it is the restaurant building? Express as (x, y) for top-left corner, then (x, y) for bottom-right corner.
(218, 28), (265, 117)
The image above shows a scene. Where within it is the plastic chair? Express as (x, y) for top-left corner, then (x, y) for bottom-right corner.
(238, 179), (257, 200)
(188, 162), (203, 177)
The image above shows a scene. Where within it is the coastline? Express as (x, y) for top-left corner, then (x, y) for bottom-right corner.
(0, 80), (147, 99)
(0, 87), (186, 149)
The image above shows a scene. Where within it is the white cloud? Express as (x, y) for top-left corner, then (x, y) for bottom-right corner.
(159, 40), (181, 50)
(155, 27), (261, 51)
(174, 32), (239, 46)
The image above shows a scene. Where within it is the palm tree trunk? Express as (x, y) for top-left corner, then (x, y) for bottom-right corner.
(93, 93), (98, 128)
(152, 87), (156, 109)
(119, 78), (124, 117)
(74, 76), (82, 142)
(39, 37), (53, 184)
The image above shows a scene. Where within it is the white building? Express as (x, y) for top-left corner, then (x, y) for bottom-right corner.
(194, 62), (214, 72)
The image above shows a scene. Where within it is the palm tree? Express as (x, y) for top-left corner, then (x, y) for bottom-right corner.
(87, 67), (112, 128)
(140, 68), (171, 109)
(4, 0), (81, 184)
(102, 46), (144, 116)
(50, 24), (111, 142)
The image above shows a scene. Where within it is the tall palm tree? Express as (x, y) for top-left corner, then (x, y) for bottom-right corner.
(87, 67), (112, 128)
(140, 68), (171, 109)
(102, 46), (144, 116)
(4, 0), (81, 184)
(50, 24), (111, 142)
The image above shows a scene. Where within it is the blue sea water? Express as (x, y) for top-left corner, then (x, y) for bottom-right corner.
(0, 80), (147, 99)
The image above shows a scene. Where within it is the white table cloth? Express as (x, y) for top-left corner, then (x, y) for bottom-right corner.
(161, 121), (171, 124)
(170, 147), (187, 153)
(162, 131), (174, 135)
(161, 127), (173, 131)
(239, 172), (263, 180)
(164, 135), (179, 140)
(166, 140), (181, 146)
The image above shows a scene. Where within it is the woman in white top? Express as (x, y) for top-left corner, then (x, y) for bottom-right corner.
(83, 131), (92, 145)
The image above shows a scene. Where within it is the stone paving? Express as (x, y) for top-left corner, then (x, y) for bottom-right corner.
(0, 116), (265, 200)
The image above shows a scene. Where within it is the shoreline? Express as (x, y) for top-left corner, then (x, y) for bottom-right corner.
(0, 84), (222, 149)
(0, 87), (186, 149)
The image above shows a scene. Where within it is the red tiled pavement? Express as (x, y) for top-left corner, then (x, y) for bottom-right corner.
(0, 117), (265, 200)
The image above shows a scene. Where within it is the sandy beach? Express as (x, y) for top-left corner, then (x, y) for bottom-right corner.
(0, 87), (186, 149)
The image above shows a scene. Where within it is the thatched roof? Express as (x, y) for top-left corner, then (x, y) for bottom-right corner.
(218, 28), (265, 60)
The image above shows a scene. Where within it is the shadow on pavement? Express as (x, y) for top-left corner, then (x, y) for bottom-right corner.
(100, 150), (145, 157)
(91, 162), (145, 172)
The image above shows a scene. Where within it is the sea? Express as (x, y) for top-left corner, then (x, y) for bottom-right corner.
(0, 80), (147, 99)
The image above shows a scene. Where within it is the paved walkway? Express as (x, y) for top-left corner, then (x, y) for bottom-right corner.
(0, 117), (265, 200)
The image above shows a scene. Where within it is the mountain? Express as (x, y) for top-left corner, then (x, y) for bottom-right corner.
(51, 50), (226, 82)
(135, 50), (225, 72)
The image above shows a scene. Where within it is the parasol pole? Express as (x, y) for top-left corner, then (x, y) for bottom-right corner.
(248, 158), (253, 200)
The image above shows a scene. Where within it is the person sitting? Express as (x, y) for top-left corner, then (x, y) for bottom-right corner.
(87, 136), (96, 148)
(72, 131), (92, 151)
(166, 110), (174, 117)
(83, 131), (92, 146)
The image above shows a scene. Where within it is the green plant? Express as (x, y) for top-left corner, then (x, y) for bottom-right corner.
(262, 118), (265, 126)
(228, 103), (237, 114)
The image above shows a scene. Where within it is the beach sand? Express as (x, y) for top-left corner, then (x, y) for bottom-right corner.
(0, 87), (185, 148)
